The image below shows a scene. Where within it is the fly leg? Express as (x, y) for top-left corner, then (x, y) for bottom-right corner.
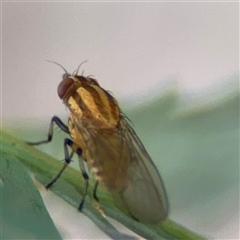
(93, 181), (99, 202)
(26, 116), (70, 145)
(77, 147), (89, 211)
(92, 181), (106, 217)
(45, 138), (75, 189)
(26, 116), (72, 189)
(44, 138), (89, 213)
(26, 116), (89, 211)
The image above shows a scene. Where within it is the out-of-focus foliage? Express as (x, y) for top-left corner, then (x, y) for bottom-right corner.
(2, 75), (239, 238)
(126, 78), (238, 237)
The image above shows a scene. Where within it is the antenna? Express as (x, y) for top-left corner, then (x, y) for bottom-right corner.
(73, 60), (88, 75)
(46, 60), (69, 75)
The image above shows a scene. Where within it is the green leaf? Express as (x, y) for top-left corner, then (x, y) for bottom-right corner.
(1, 130), (205, 239)
(1, 155), (62, 239)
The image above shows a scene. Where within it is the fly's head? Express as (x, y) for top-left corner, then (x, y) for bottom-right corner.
(58, 75), (99, 100)
(57, 69), (120, 129)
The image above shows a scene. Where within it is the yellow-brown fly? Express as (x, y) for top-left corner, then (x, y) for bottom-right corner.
(28, 63), (168, 224)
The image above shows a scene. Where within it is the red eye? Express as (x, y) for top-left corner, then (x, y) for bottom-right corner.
(58, 77), (74, 99)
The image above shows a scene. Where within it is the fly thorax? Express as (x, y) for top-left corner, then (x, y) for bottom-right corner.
(70, 85), (120, 129)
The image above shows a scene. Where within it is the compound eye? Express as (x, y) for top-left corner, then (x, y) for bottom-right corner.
(58, 77), (74, 99)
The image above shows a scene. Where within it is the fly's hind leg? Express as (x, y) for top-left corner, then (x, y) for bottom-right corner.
(93, 181), (99, 202)
(92, 181), (106, 217)
(76, 145), (89, 211)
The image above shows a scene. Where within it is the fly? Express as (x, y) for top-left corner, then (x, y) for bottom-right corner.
(28, 62), (168, 224)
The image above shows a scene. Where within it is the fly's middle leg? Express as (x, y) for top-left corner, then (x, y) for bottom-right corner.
(45, 138), (89, 212)
(45, 138), (75, 189)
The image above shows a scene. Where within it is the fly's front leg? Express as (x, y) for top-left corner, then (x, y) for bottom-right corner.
(26, 116), (70, 145)
(26, 116), (89, 211)
(26, 115), (71, 188)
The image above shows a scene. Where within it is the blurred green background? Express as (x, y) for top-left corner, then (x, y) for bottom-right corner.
(3, 73), (239, 239)
(2, 2), (238, 239)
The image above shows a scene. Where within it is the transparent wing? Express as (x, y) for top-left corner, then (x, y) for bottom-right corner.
(75, 122), (133, 191)
(76, 118), (168, 224)
(120, 119), (168, 224)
